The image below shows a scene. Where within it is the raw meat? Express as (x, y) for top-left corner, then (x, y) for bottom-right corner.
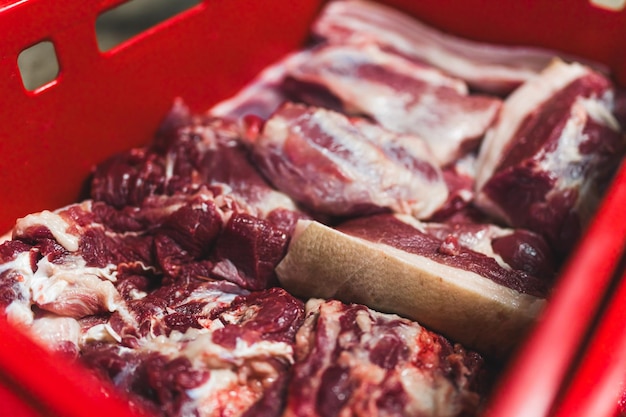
(6, 181), (295, 319)
(0, 93), (490, 415)
(422, 222), (556, 281)
(284, 43), (501, 165)
(283, 298), (485, 417)
(475, 60), (626, 254)
(427, 153), (480, 222)
(91, 100), (301, 223)
(88, 103), (310, 289)
(312, 0), (587, 94)
(0, 196), (307, 417)
(80, 283), (305, 417)
(276, 214), (548, 358)
(0, 98), (490, 415)
(249, 102), (449, 219)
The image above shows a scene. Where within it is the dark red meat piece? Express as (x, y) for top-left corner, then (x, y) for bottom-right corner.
(475, 61), (626, 255)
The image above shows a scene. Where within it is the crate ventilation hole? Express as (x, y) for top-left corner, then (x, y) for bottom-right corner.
(17, 0), (201, 92)
(17, 41), (59, 92)
(95, 0), (201, 52)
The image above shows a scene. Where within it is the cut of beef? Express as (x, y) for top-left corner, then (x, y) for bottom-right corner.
(5, 202), (128, 326)
(283, 298), (485, 417)
(475, 60), (626, 254)
(91, 103), (301, 222)
(80, 285), (305, 417)
(250, 102), (449, 219)
(276, 214), (548, 358)
(0, 96), (492, 417)
(311, 0), (569, 95)
(421, 222), (556, 282)
(427, 153), (479, 222)
(211, 212), (290, 290)
(284, 43), (501, 165)
(88, 105), (308, 290)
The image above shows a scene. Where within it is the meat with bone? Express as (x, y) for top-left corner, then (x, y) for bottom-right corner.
(283, 298), (485, 417)
(249, 102), (448, 219)
(475, 60), (626, 254)
(276, 214), (548, 358)
(312, 0), (587, 95)
(284, 43), (501, 166)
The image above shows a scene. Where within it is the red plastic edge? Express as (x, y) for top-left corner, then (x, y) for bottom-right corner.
(483, 160), (626, 417)
(550, 262), (626, 417)
(0, 316), (151, 417)
(0, 380), (43, 417)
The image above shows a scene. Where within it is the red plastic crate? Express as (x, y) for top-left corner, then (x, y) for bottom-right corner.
(1, 1), (626, 416)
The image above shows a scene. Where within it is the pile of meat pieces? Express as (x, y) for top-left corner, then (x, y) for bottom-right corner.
(0, 108), (485, 417)
(223, 0), (625, 259)
(1, 1), (626, 416)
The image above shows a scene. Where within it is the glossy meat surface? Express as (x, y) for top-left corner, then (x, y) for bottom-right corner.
(285, 43), (501, 165)
(251, 102), (448, 219)
(475, 61), (626, 254)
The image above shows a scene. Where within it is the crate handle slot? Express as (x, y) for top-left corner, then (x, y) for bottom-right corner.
(17, 39), (60, 92)
(95, 0), (202, 52)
